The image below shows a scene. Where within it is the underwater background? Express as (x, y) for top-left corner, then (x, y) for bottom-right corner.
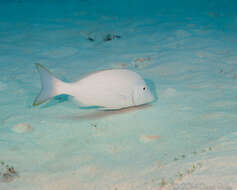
(0, 0), (237, 189)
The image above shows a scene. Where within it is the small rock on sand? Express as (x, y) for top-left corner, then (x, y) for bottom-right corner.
(140, 135), (160, 143)
(12, 123), (33, 133)
(132, 57), (152, 69)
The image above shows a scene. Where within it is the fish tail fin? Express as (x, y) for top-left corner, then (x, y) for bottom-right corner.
(33, 63), (70, 106)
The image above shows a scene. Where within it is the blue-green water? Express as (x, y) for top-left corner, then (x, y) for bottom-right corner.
(0, 0), (237, 189)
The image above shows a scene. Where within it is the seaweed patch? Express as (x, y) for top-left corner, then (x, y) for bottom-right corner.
(156, 162), (203, 189)
(0, 161), (19, 183)
(173, 146), (213, 161)
(103, 34), (121, 42)
(81, 31), (121, 43)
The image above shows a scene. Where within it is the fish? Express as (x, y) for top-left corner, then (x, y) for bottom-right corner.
(33, 63), (154, 110)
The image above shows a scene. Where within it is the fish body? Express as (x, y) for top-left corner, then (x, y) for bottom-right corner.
(33, 64), (154, 109)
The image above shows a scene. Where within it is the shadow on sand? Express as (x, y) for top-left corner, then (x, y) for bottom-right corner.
(59, 104), (152, 120)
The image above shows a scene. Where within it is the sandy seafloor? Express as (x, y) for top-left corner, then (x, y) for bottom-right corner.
(0, 0), (237, 189)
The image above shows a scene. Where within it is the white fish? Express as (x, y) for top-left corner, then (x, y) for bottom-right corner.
(33, 64), (154, 109)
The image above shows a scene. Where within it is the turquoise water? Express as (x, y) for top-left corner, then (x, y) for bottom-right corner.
(0, 0), (237, 189)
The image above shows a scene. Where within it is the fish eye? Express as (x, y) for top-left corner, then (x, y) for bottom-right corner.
(143, 87), (146, 90)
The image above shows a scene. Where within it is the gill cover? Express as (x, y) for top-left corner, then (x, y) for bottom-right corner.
(132, 85), (154, 106)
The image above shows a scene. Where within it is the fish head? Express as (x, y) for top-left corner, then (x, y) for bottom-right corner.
(132, 84), (154, 106)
